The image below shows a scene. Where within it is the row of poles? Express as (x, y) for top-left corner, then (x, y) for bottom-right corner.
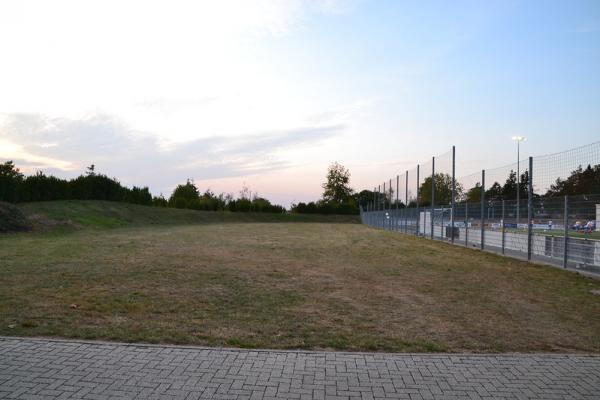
(361, 147), (571, 268)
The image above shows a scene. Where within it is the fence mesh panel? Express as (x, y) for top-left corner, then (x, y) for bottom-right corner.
(484, 160), (529, 256)
(404, 165), (420, 234)
(431, 150), (453, 241)
(419, 156), (434, 238)
(456, 170), (483, 249)
(533, 141), (600, 196)
(361, 140), (600, 274)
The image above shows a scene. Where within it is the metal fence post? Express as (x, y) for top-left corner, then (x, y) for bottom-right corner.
(378, 185), (381, 228)
(386, 181), (390, 230)
(527, 157), (533, 260)
(377, 185), (381, 228)
(387, 179), (394, 231)
(383, 185), (386, 228)
(451, 145), (456, 244)
(441, 206), (445, 240)
(481, 170), (485, 250)
(416, 164), (420, 236)
(465, 202), (469, 247)
(396, 175), (399, 231)
(374, 187), (377, 227)
(381, 183), (384, 228)
(501, 200), (506, 254)
(563, 195), (568, 268)
(375, 187), (378, 227)
(373, 187), (376, 226)
(384, 182), (387, 229)
(377, 185), (380, 211)
(431, 156), (435, 240)
(375, 185), (381, 227)
(405, 170), (409, 233)
(375, 188), (378, 227)
(383, 181), (386, 229)
(389, 178), (393, 231)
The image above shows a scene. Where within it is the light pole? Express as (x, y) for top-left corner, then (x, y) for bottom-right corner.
(512, 136), (526, 226)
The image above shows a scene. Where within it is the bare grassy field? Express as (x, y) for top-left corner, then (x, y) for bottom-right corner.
(1, 201), (599, 352)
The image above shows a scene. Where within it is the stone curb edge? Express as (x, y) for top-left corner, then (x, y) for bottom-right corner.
(1, 336), (599, 358)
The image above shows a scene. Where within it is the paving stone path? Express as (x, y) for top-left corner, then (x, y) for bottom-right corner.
(1, 337), (599, 399)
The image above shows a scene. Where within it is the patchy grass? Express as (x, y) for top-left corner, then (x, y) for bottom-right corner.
(1, 201), (599, 353)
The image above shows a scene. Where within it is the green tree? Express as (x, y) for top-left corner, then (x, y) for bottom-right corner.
(168, 179), (200, 208)
(519, 170), (529, 198)
(546, 164), (600, 196)
(0, 161), (24, 202)
(0, 161), (23, 180)
(486, 182), (503, 202)
(465, 182), (482, 203)
(418, 173), (462, 206)
(502, 170), (517, 199)
(322, 162), (354, 204)
(501, 169), (529, 200)
(353, 189), (383, 209)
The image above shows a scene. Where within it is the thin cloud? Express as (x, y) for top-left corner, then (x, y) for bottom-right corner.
(0, 113), (343, 195)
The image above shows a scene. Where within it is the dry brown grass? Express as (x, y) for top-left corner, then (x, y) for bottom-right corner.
(1, 221), (599, 352)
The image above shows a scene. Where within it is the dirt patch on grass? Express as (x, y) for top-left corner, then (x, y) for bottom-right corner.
(0, 202), (31, 233)
(26, 213), (81, 232)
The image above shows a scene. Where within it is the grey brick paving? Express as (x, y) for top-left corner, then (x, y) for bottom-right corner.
(1, 338), (599, 399)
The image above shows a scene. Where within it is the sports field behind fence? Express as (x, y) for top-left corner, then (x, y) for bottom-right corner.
(360, 141), (600, 274)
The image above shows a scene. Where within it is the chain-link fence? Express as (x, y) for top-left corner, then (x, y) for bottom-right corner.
(360, 141), (600, 275)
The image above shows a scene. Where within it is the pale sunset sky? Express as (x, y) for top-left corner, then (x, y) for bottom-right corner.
(1, 0), (599, 205)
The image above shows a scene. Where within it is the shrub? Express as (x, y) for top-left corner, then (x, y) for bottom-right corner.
(172, 197), (188, 209)
(152, 195), (169, 207)
(291, 200), (358, 215)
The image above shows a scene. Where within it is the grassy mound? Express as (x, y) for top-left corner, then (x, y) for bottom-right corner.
(16, 200), (359, 231)
(0, 201), (31, 233)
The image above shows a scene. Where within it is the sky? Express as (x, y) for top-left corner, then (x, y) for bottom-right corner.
(1, 0), (599, 206)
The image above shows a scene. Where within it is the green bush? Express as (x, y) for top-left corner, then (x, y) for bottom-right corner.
(172, 197), (188, 209)
(152, 195), (169, 207)
(291, 200), (359, 215)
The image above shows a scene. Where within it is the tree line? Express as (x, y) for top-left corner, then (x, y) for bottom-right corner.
(0, 161), (285, 213)
(367, 163), (600, 209)
(5, 159), (594, 215)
